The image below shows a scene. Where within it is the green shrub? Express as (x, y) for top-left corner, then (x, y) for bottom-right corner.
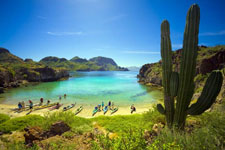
(0, 115), (44, 133)
(92, 128), (147, 150)
(0, 113), (10, 124)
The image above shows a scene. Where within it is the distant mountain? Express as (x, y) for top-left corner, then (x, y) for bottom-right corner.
(70, 56), (88, 63)
(40, 56), (128, 71)
(127, 66), (140, 71)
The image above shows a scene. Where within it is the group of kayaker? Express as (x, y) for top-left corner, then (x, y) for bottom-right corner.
(94, 101), (115, 112)
(17, 98), (51, 111)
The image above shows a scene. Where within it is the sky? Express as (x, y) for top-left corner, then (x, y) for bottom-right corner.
(0, 0), (225, 67)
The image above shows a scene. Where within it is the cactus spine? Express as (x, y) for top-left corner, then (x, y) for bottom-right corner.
(157, 4), (224, 129)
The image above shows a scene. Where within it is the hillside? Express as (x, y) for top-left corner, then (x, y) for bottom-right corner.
(0, 48), (69, 93)
(138, 45), (225, 101)
(40, 56), (128, 71)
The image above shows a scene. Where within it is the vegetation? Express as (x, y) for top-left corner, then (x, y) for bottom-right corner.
(0, 115), (44, 133)
(157, 4), (223, 129)
(1, 104), (224, 149)
(40, 56), (128, 71)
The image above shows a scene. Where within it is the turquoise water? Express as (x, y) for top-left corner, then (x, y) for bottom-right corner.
(0, 71), (162, 106)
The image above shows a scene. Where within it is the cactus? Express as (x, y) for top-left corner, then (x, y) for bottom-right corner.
(170, 72), (179, 97)
(187, 71), (223, 115)
(157, 4), (224, 129)
(160, 20), (174, 127)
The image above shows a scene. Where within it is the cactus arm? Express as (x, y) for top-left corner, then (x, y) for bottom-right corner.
(174, 4), (200, 128)
(157, 104), (166, 115)
(187, 71), (223, 115)
(160, 20), (174, 127)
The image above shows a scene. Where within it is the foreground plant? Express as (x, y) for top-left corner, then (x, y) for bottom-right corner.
(158, 4), (223, 129)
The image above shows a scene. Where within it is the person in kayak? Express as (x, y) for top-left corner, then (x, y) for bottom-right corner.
(102, 101), (104, 110)
(29, 100), (33, 110)
(56, 103), (60, 109)
(40, 98), (44, 106)
(18, 102), (22, 110)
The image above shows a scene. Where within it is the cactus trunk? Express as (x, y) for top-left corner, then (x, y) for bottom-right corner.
(160, 20), (174, 127)
(174, 4), (200, 128)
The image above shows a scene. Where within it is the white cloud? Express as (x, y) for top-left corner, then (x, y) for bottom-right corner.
(47, 31), (83, 36)
(199, 30), (225, 36)
(122, 50), (160, 54)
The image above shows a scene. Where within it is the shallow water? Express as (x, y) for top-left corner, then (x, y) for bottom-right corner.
(0, 71), (162, 107)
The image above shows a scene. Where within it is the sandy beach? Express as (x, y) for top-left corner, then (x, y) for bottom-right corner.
(0, 103), (154, 118)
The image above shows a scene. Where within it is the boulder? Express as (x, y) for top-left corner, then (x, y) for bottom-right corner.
(24, 126), (44, 146)
(49, 121), (70, 136)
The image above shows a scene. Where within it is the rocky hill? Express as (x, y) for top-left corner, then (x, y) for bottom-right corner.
(40, 56), (128, 71)
(138, 45), (225, 101)
(0, 48), (69, 93)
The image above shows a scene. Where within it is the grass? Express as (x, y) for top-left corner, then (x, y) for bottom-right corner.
(0, 113), (10, 124)
(0, 115), (44, 133)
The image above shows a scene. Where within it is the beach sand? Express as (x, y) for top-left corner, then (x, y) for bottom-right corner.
(0, 103), (154, 118)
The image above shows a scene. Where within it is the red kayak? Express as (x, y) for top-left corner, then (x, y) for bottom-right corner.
(49, 104), (63, 111)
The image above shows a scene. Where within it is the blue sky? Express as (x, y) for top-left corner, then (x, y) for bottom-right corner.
(0, 0), (225, 67)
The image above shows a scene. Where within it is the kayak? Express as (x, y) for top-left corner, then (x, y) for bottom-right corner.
(63, 103), (76, 111)
(103, 106), (108, 115)
(75, 106), (83, 115)
(34, 103), (57, 110)
(111, 107), (118, 115)
(92, 108), (99, 116)
(49, 104), (63, 111)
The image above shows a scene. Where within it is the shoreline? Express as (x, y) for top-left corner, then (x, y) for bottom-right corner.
(0, 103), (154, 118)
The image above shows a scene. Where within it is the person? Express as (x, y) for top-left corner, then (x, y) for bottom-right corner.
(102, 101), (104, 110)
(59, 95), (62, 100)
(56, 102), (60, 109)
(131, 104), (136, 114)
(18, 102), (22, 110)
(108, 101), (111, 109)
(21, 101), (25, 110)
(47, 100), (50, 105)
(64, 94), (67, 99)
(112, 102), (114, 110)
(29, 100), (33, 110)
(39, 98), (44, 106)
(98, 104), (101, 112)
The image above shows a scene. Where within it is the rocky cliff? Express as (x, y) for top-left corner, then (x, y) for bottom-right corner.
(0, 48), (69, 93)
(138, 45), (225, 100)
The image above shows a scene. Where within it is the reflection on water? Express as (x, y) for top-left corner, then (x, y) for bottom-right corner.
(0, 71), (163, 106)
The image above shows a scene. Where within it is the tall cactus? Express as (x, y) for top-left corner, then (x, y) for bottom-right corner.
(160, 20), (174, 127)
(157, 4), (224, 129)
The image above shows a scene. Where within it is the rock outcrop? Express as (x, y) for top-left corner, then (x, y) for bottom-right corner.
(24, 121), (70, 146)
(0, 48), (69, 92)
